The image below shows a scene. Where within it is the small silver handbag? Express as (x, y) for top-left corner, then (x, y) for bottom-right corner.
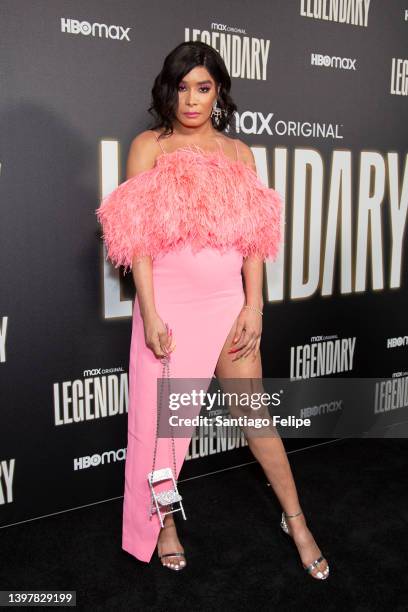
(147, 323), (187, 527)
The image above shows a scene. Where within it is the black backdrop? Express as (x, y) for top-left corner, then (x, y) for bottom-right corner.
(1, 0), (407, 528)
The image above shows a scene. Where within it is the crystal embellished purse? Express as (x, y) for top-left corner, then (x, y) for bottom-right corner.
(147, 323), (187, 527)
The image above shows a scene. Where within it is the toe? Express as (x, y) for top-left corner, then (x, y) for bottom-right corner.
(311, 558), (329, 579)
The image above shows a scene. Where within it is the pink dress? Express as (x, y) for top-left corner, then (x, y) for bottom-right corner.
(96, 135), (283, 563)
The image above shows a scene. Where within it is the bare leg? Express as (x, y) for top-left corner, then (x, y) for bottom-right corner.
(156, 505), (186, 570)
(214, 318), (329, 579)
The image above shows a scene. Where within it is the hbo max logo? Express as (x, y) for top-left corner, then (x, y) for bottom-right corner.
(61, 18), (131, 41)
(311, 53), (357, 70)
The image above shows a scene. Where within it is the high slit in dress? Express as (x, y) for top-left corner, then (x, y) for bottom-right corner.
(96, 133), (283, 562)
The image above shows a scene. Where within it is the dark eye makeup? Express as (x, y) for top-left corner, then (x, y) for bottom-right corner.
(178, 84), (212, 93)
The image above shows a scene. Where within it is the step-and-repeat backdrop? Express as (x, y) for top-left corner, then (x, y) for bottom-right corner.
(1, 1), (407, 527)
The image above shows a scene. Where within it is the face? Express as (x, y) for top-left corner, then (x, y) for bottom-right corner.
(175, 66), (219, 127)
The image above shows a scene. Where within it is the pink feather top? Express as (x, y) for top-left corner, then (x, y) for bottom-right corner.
(95, 145), (284, 273)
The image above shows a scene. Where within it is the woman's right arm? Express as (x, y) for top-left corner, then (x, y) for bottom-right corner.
(126, 132), (175, 358)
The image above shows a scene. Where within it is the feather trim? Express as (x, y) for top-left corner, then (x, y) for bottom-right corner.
(95, 148), (284, 273)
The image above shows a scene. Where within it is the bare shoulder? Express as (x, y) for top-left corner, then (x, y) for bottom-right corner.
(126, 130), (161, 179)
(234, 138), (257, 171)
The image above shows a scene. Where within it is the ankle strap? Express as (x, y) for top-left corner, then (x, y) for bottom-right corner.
(283, 508), (303, 519)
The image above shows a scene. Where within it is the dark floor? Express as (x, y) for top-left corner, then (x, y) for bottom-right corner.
(1, 438), (407, 611)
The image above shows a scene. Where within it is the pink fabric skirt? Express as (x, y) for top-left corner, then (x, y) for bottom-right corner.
(122, 244), (245, 562)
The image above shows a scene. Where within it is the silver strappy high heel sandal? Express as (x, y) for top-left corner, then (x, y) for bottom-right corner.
(280, 509), (330, 580)
(157, 524), (187, 571)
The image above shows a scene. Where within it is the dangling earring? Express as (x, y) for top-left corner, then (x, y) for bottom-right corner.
(211, 97), (223, 127)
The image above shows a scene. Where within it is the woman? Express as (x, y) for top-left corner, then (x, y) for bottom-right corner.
(96, 41), (329, 580)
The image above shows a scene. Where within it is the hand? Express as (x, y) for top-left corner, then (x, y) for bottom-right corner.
(143, 313), (176, 358)
(228, 307), (262, 362)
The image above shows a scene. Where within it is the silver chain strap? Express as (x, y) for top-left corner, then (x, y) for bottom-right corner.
(150, 347), (177, 481)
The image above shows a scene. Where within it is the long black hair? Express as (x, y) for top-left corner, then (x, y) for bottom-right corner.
(148, 41), (237, 137)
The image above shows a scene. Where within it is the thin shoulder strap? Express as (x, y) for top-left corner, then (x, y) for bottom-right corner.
(215, 137), (239, 160)
(214, 137), (224, 153)
(234, 139), (239, 161)
(155, 133), (166, 154)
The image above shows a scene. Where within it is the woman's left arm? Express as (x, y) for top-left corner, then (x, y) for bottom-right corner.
(229, 256), (264, 362)
(229, 140), (265, 362)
